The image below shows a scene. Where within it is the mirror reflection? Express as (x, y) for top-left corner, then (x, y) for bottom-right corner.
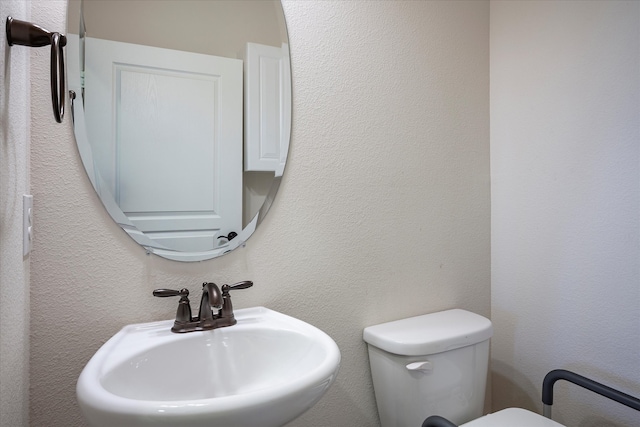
(66, 0), (291, 261)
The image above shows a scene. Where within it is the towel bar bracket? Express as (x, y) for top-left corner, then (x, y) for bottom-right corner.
(5, 16), (67, 123)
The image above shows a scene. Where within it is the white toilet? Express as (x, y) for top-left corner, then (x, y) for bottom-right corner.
(364, 309), (568, 427)
(363, 309), (493, 426)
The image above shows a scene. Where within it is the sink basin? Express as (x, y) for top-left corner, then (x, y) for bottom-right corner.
(76, 307), (340, 427)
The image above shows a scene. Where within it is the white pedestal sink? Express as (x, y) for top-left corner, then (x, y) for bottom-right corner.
(76, 307), (341, 427)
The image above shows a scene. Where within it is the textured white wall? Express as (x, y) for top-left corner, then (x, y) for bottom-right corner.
(491, 1), (640, 426)
(29, 1), (490, 426)
(0, 1), (30, 426)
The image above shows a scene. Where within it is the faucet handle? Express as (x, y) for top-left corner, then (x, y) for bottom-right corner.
(152, 288), (193, 329)
(221, 281), (253, 293)
(153, 288), (189, 298)
(218, 281), (253, 326)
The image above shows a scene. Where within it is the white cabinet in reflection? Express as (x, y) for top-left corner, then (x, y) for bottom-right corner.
(243, 42), (291, 175)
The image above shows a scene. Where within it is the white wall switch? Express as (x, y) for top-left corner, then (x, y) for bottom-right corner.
(23, 194), (33, 256)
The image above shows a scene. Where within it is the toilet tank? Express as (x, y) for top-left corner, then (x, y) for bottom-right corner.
(363, 309), (493, 427)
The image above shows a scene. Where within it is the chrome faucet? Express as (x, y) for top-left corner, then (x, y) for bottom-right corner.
(153, 281), (253, 333)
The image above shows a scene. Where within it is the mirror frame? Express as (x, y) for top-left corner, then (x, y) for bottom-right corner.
(66, 0), (291, 262)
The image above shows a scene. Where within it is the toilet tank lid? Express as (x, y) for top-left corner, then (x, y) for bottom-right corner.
(363, 309), (493, 356)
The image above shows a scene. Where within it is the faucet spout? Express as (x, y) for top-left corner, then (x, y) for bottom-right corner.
(199, 282), (222, 325)
(204, 282), (223, 309)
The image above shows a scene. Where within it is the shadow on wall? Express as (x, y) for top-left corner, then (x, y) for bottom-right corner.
(490, 307), (538, 413)
(290, 378), (380, 427)
(491, 360), (538, 413)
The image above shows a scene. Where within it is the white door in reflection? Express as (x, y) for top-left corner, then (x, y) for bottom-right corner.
(85, 38), (243, 252)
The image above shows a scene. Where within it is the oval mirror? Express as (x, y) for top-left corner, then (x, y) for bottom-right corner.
(66, 0), (291, 262)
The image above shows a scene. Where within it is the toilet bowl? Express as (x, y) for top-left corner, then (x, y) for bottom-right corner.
(363, 309), (493, 427)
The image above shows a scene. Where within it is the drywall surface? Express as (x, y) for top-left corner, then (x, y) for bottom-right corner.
(29, 1), (490, 426)
(0, 1), (30, 426)
(491, 1), (640, 426)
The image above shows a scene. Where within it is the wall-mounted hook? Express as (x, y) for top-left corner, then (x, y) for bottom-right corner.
(6, 16), (67, 123)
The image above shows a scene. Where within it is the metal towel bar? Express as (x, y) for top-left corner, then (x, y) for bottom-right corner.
(5, 16), (67, 123)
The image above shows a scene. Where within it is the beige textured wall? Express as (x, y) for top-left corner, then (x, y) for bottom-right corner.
(0, 1), (31, 426)
(29, 1), (490, 426)
(491, 1), (640, 426)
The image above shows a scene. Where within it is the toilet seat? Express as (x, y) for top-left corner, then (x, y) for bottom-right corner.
(460, 408), (566, 427)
